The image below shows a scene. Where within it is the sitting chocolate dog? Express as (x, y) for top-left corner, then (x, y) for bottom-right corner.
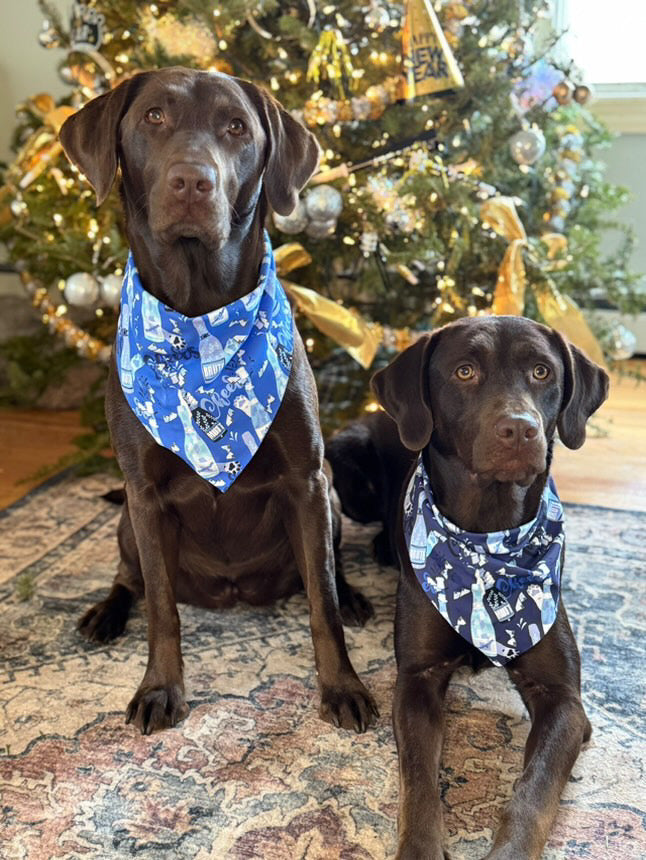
(59, 68), (377, 735)
(330, 315), (608, 859)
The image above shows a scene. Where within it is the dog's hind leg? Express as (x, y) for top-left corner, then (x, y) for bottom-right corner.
(78, 498), (143, 643)
(485, 606), (590, 860)
(327, 460), (374, 628)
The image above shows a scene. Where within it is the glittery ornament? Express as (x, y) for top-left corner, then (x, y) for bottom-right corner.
(305, 185), (343, 221)
(273, 199), (309, 234)
(553, 81), (572, 105)
(64, 272), (100, 306)
(509, 128), (546, 165)
(100, 274), (122, 307)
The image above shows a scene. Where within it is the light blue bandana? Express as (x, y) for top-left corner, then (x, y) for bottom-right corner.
(115, 231), (293, 492)
(403, 458), (564, 666)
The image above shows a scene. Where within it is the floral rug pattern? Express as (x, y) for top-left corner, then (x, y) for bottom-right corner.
(0, 474), (644, 859)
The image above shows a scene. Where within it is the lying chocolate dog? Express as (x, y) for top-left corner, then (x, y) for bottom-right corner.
(59, 67), (377, 735)
(329, 316), (608, 859)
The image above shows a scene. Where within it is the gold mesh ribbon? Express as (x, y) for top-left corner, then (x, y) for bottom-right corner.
(482, 199), (605, 365)
(481, 197), (528, 316)
(15, 96), (76, 189)
(274, 243), (383, 369)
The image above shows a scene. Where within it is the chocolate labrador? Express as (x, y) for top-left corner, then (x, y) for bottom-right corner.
(59, 67), (377, 735)
(329, 315), (608, 859)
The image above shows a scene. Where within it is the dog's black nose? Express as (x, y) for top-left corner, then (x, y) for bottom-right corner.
(495, 414), (539, 447)
(167, 162), (216, 201)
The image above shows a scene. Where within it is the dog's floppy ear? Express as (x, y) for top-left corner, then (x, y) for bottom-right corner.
(59, 75), (144, 206)
(371, 333), (440, 451)
(553, 331), (609, 449)
(237, 80), (320, 215)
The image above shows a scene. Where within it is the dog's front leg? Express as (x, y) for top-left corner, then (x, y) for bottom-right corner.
(124, 484), (189, 734)
(394, 664), (453, 860)
(485, 610), (591, 860)
(282, 470), (378, 733)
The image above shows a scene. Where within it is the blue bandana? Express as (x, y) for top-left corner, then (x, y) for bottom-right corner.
(403, 458), (564, 666)
(115, 231), (293, 492)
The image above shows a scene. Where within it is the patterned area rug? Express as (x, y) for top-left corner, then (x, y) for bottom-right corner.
(1, 475), (644, 860)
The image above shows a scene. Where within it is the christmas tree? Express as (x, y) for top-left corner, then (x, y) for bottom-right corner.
(0, 0), (641, 436)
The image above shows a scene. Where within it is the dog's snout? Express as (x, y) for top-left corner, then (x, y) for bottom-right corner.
(167, 162), (217, 200)
(495, 414), (539, 447)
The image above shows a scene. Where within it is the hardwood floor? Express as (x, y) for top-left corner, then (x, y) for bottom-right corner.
(0, 363), (644, 511)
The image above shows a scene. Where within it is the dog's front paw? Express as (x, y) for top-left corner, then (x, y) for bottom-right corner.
(319, 676), (379, 733)
(125, 683), (189, 734)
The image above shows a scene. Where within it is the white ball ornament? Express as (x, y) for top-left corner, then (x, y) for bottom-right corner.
(305, 185), (343, 221)
(64, 272), (100, 307)
(509, 128), (546, 166)
(100, 273), (123, 307)
(273, 199), (308, 234)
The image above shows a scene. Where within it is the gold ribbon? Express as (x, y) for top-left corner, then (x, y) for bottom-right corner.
(482, 198), (606, 366)
(15, 98), (76, 189)
(274, 243), (383, 368)
(481, 197), (527, 316)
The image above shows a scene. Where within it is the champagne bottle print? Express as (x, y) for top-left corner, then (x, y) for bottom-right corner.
(541, 579), (556, 629)
(176, 398), (220, 479)
(193, 317), (225, 381)
(470, 571), (498, 657)
(120, 301), (134, 392)
(141, 290), (164, 342)
(180, 391), (226, 442)
(409, 493), (428, 570)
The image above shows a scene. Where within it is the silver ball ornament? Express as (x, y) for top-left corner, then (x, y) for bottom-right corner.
(608, 323), (637, 361)
(64, 272), (100, 307)
(273, 199), (308, 234)
(100, 274), (122, 307)
(366, 4), (390, 31)
(305, 185), (343, 221)
(305, 218), (337, 239)
(10, 198), (28, 217)
(509, 128), (546, 166)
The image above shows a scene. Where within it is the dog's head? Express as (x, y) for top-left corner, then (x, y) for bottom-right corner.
(371, 316), (609, 486)
(59, 67), (320, 248)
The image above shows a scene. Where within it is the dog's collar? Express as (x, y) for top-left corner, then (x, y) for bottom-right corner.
(403, 456), (564, 666)
(115, 230), (293, 492)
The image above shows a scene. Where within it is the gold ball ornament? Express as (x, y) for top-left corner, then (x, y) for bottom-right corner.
(553, 81), (572, 105)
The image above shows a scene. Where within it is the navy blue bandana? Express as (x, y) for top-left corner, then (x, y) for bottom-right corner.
(115, 231), (293, 492)
(403, 458), (564, 666)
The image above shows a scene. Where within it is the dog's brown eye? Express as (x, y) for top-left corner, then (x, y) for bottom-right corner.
(533, 364), (550, 380)
(228, 118), (246, 136)
(145, 107), (164, 125)
(455, 364), (475, 380)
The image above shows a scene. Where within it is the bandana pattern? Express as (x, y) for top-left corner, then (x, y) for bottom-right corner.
(403, 458), (564, 666)
(115, 231), (293, 492)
